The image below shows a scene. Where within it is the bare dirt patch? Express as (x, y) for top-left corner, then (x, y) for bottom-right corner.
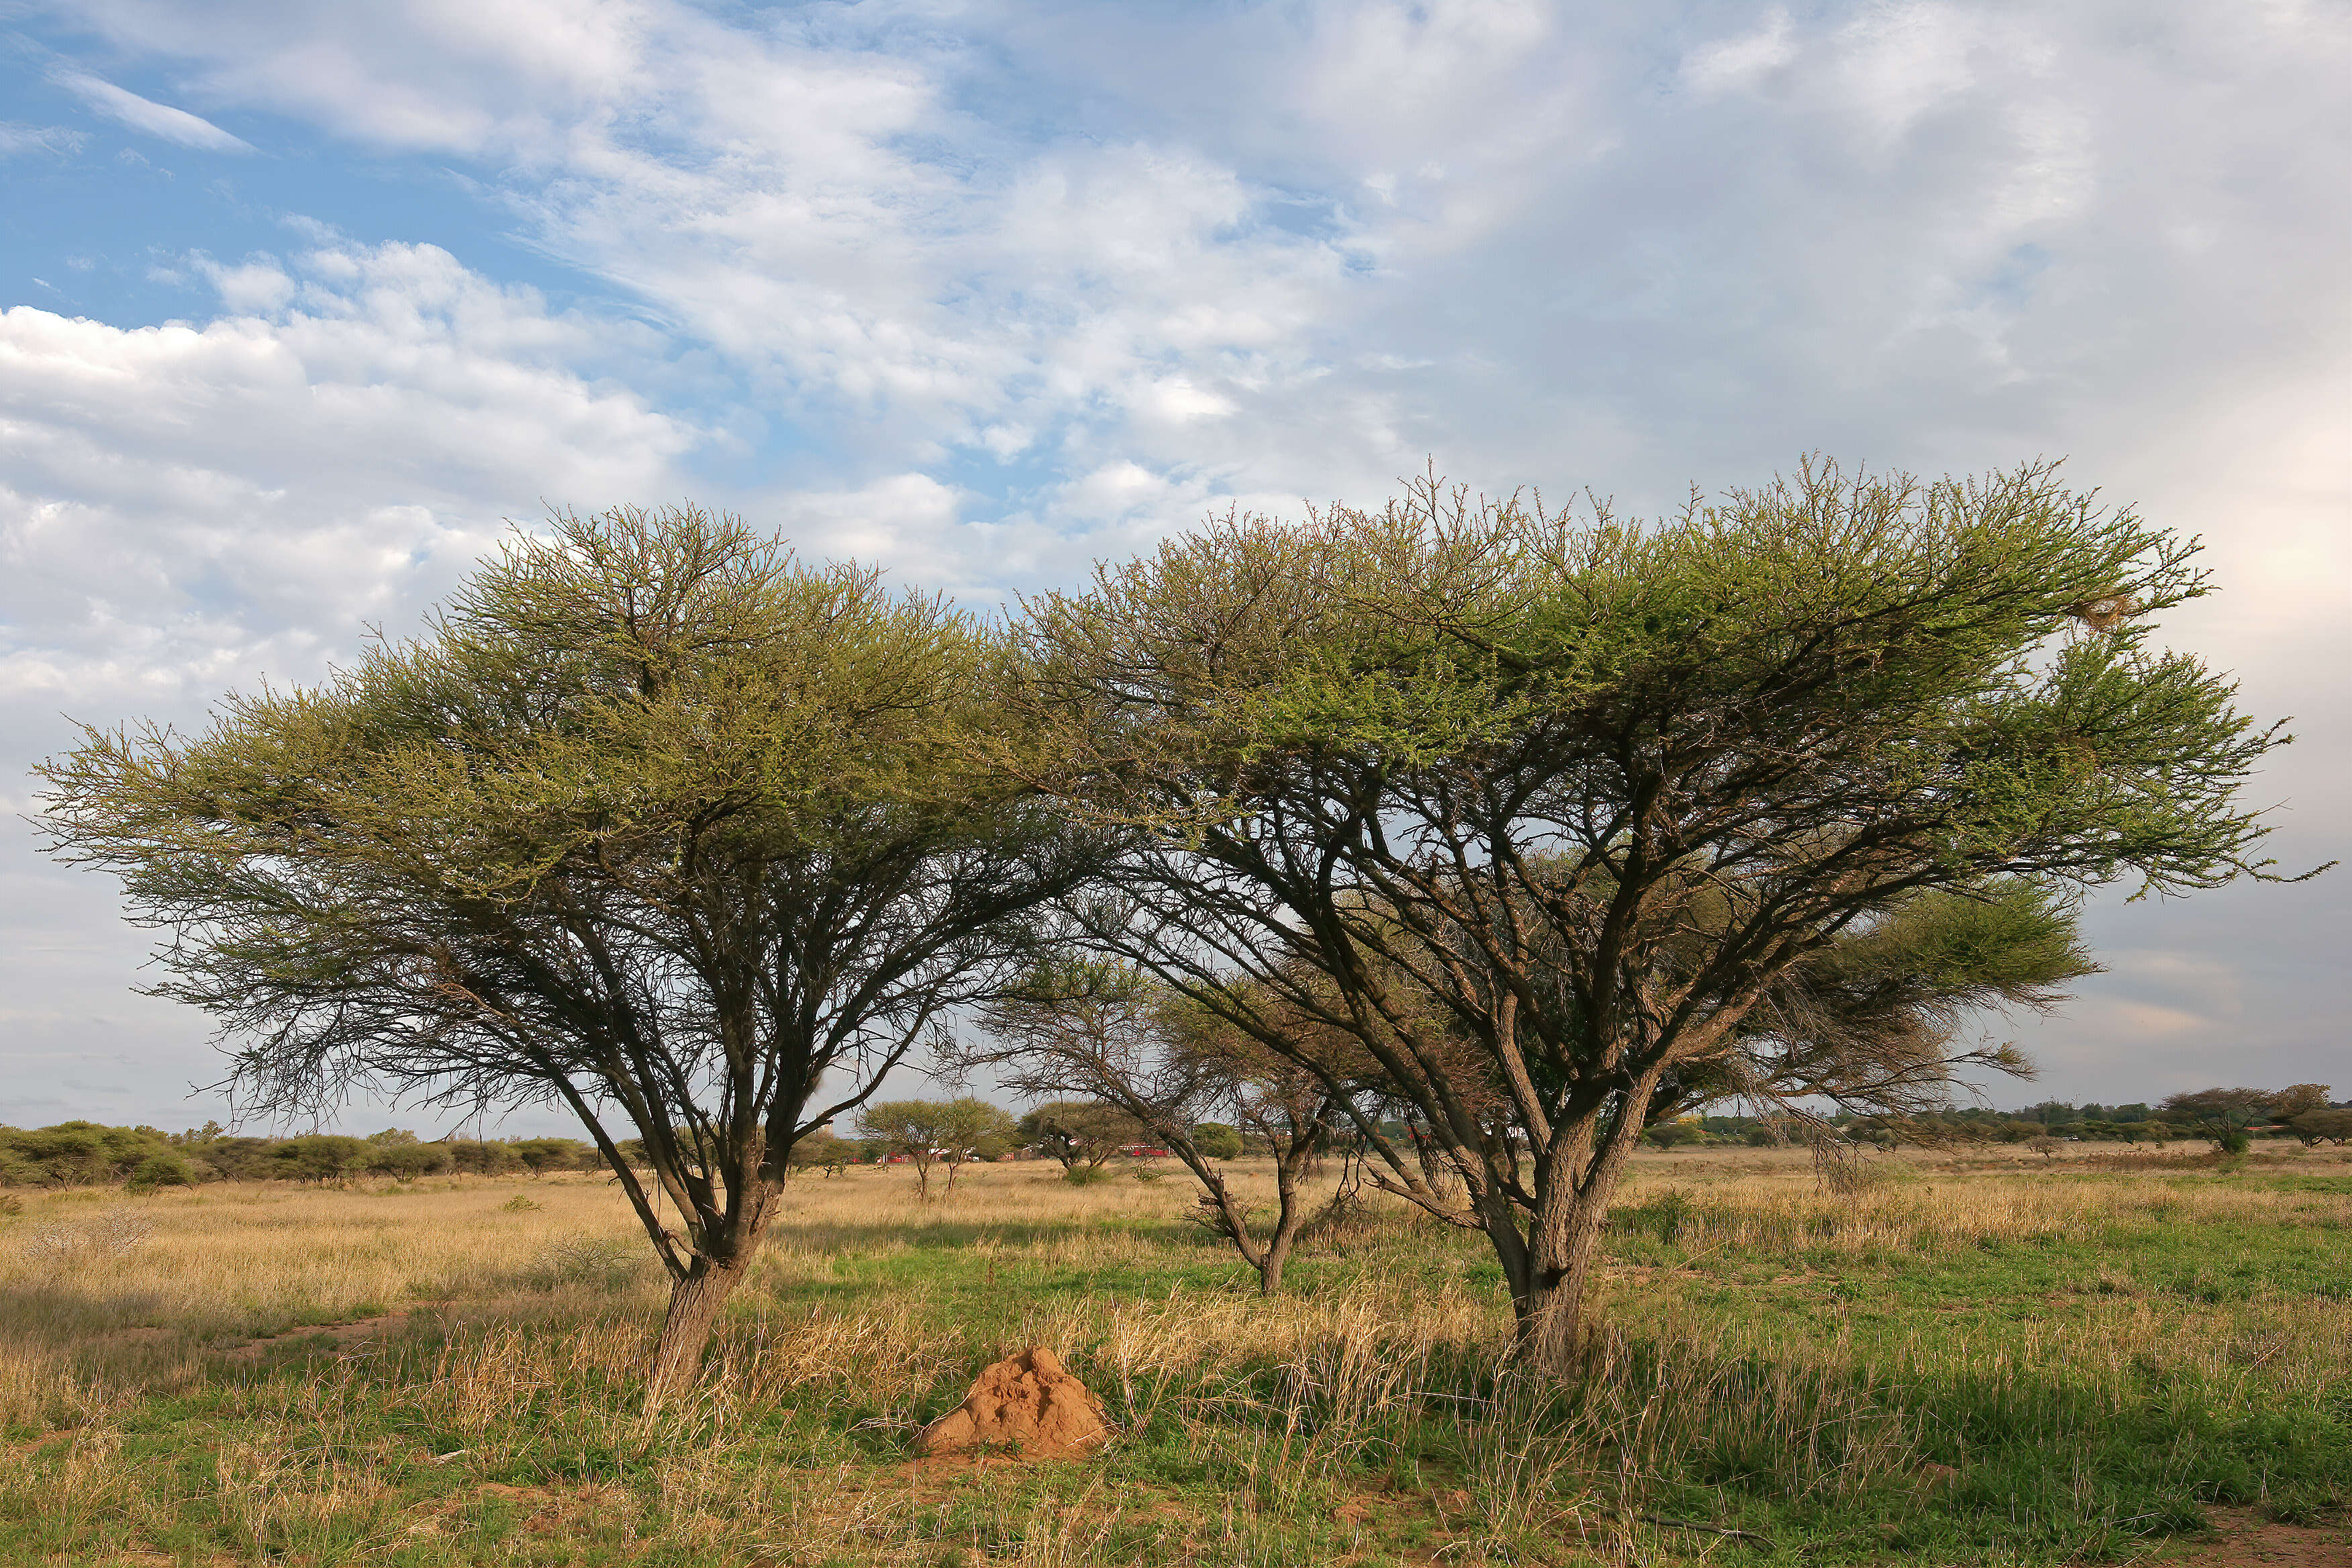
(217, 1310), (417, 1362)
(2161, 1506), (2352, 1567)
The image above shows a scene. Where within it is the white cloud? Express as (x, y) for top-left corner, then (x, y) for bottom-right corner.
(52, 70), (251, 152)
(0, 240), (697, 723)
(1683, 9), (1798, 96)
(0, 235), (711, 1127)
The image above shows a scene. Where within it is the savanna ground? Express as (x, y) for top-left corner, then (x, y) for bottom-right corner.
(1, 1143), (2346, 1568)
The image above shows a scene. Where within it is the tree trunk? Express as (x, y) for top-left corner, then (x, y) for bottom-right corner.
(1256, 1229), (1293, 1295)
(1255, 1123), (1322, 1297)
(1507, 1200), (1607, 1374)
(1501, 1102), (1657, 1374)
(646, 1251), (754, 1408)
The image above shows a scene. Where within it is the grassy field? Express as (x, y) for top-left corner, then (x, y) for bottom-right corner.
(0, 1143), (2346, 1567)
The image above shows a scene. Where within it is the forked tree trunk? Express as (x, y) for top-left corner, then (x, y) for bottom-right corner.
(1488, 1091), (1657, 1375)
(1183, 1106), (1328, 1295)
(1502, 1193), (1612, 1373)
(646, 1249), (757, 1406)
(1252, 1120), (1326, 1295)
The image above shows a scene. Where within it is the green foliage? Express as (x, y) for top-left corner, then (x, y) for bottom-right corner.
(507, 1137), (591, 1175)
(856, 1099), (1015, 1195)
(786, 1130), (858, 1174)
(123, 1153), (195, 1191)
(1191, 1122), (1244, 1160)
(2290, 1109), (2352, 1147)
(1022, 457), (2312, 1361)
(270, 1134), (372, 1184)
(364, 1140), (452, 1179)
(447, 1140), (520, 1177)
(36, 502), (1095, 1341)
(0, 1122), (179, 1187)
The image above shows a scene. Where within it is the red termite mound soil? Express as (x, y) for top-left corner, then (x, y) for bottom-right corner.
(913, 1346), (1112, 1459)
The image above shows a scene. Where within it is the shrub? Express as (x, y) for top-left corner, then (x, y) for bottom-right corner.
(2288, 1109), (2352, 1147)
(124, 1153), (196, 1191)
(1191, 1123), (1244, 1161)
(0, 1122), (179, 1187)
(367, 1141), (452, 1180)
(787, 1130), (856, 1175)
(192, 1137), (279, 1179)
(271, 1134), (372, 1184)
(448, 1140), (520, 1176)
(21, 1207), (153, 1270)
(509, 1137), (589, 1175)
(530, 1234), (644, 1291)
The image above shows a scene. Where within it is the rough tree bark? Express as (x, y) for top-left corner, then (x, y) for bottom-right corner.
(646, 1245), (761, 1403)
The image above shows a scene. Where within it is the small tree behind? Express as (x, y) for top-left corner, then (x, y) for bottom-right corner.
(2288, 1109), (2352, 1147)
(859, 1100), (952, 1199)
(1016, 1101), (1146, 1173)
(272, 1135), (372, 1185)
(1191, 1122), (1243, 1160)
(958, 961), (1346, 1293)
(2264, 1085), (2333, 1121)
(2159, 1088), (2276, 1152)
(935, 1097), (1016, 1192)
(785, 1128), (857, 1175)
(511, 1138), (589, 1176)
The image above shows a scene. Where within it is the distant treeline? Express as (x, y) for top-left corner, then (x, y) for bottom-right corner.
(7, 1083), (2349, 1191)
(0, 1120), (950, 1190)
(1650, 1085), (2352, 1150)
(0, 1122), (602, 1190)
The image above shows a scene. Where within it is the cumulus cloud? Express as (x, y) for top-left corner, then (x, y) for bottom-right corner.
(0, 240), (696, 728)
(51, 70), (250, 152)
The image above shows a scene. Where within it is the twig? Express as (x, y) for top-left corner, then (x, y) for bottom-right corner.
(1633, 1514), (1774, 1547)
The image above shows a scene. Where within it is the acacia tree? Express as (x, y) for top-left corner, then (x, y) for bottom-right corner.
(957, 961), (1346, 1294)
(2288, 1110), (2352, 1148)
(858, 1099), (954, 1197)
(2159, 1087), (2273, 1150)
(936, 1095), (1016, 1192)
(37, 506), (1092, 1403)
(1015, 1101), (1146, 1173)
(1020, 459), (2314, 1371)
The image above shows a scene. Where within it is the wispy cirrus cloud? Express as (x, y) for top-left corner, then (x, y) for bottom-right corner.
(50, 70), (250, 152)
(0, 120), (85, 156)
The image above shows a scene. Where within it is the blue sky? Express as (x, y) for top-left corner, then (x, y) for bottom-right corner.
(1, 0), (2345, 1134)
